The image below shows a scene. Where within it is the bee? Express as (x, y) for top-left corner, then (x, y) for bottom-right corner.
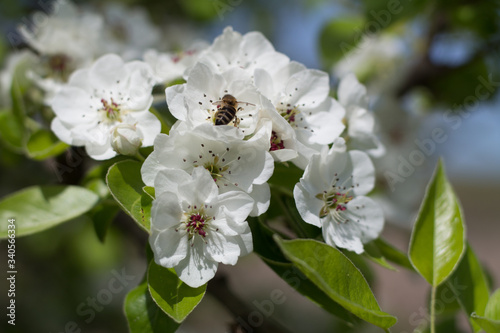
(212, 94), (255, 127)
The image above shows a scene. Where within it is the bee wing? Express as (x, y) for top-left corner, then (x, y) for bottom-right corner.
(212, 100), (224, 107)
(236, 101), (256, 107)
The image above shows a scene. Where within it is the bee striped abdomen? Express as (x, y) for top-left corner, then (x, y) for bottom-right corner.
(215, 106), (236, 125)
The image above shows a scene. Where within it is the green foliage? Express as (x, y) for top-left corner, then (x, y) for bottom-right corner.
(149, 107), (171, 135)
(442, 244), (490, 332)
(178, 0), (220, 21)
(89, 202), (120, 243)
(370, 238), (414, 271)
(0, 185), (99, 238)
(124, 281), (181, 333)
(147, 261), (207, 323)
(449, 2), (500, 38)
(362, 240), (398, 271)
(249, 217), (359, 325)
(427, 57), (490, 107)
(360, 0), (427, 27)
(275, 237), (397, 330)
(268, 162), (303, 196)
(409, 160), (466, 287)
(471, 289), (500, 333)
(0, 108), (25, 152)
(106, 160), (153, 232)
(26, 128), (69, 160)
(319, 16), (366, 68)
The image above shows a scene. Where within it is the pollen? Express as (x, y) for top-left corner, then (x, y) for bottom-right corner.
(316, 189), (353, 220)
(99, 97), (122, 122)
(270, 131), (285, 151)
(279, 106), (300, 127)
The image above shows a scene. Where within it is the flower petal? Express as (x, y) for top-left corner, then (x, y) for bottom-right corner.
(338, 73), (368, 108)
(293, 182), (322, 228)
(175, 246), (218, 288)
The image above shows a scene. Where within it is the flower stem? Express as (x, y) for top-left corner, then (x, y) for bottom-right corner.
(134, 151), (145, 162)
(430, 285), (437, 333)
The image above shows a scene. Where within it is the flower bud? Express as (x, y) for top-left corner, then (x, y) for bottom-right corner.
(111, 123), (143, 156)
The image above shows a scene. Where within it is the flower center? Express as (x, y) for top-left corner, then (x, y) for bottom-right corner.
(177, 206), (216, 243)
(316, 190), (353, 219)
(172, 49), (196, 63)
(186, 213), (208, 238)
(279, 105), (300, 127)
(203, 155), (229, 182)
(270, 131), (285, 151)
(100, 98), (122, 122)
(48, 54), (71, 74)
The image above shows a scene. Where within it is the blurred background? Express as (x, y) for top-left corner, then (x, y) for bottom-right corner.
(0, 0), (499, 332)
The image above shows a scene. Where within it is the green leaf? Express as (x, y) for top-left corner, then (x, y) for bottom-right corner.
(319, 16), (366, 67)
(471, 290), (500, 333)
(485, 289), (500, 321)
(248, 218), (358, 325)
(0, 109), (24, 151)
(149, 107), (171, 135)
(124, 281), (180, 333)
(362, 241), (398, 271)
(179, 0), (219, 21)
(360, 0), (427, 28)
(147, 261), (206, 323)
(26, 128), (69, 160)
(0, 185), (99, 238)
(409, 160), (466, 286)
(143, 186), (155, 200)
(268, 162), (303, 196)
(275, 237), (397, 329)
(106, 160), (152, 232)
(10, 74), (28, 127)
(372, 238), (415, 271)
(470, 315), (500, 333)
(443, 243), (490, 332)
(263, 258), (359, 327)
(89, 202), (120, 243)
(274, 194), (321, 239)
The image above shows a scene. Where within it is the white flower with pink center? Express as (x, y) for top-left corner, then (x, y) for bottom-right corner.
(293, 138), (384, 254)
(141, 123), (274, 216)
(150, 167), (254, 288)
(254, 62), (345, 169)
(50, 54), (160, 160)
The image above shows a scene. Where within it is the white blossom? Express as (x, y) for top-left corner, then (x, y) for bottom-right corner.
(337, 73), (385, 157)
(166, 62), (271, 137)
(195, 26), (289, 79)
(19, 0), (104, 75)
(141, 123), (274, 216)
(293, 138), (384, 254)
(144, 41), (209, 85)
(50, 54), (160, 160)
(255, 62), (345, 168)
(150, 167), (254, 288)
(102, 3), (162, 61)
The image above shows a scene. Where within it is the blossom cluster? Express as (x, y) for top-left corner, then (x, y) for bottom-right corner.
(143, 27), (385, 286)
(3, 1), (386, 288)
